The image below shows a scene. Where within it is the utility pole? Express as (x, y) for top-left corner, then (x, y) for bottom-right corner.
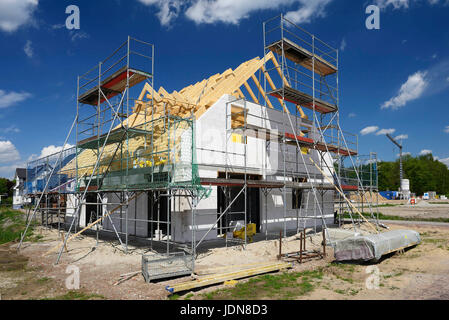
(386, 133), (403, 193)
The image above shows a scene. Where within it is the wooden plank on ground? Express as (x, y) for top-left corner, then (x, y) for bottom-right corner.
(165, 262), (292, 294)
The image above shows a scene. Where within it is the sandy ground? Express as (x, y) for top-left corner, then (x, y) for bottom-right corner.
(377, 201), (449, 220)
(305, 223), (449, 300)
(0, 219), (449, 300)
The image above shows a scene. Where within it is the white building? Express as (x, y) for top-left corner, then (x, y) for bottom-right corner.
(13, 168), (27, 209)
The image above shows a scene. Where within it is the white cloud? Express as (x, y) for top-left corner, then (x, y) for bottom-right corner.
(0, 163), (23, 179)
(439, 157), (449, 168)
(284, 0), (332, 25)
(70, 31), (90, 42)
(381, 71), (428, 110)
(24, 40), (33, 58)
(0, 141), (20, 164)
(376, 128), (396, 135)
(0, 89), (32, 109)
(375, 0), (411, 9)
(360, 126), (379, 135)
(51, 24), (65, 30)
(398, 152), (411, 157)
(0, 0), (38, 32)
(37, 144), (75, 159)
(1, 125), (20, 134)
(348, 112), (356, 118)
(419, 149), (432, 155)
(138, 0), (334, 26)
(340, 38), (346, 51)
(375, 0), (449, 10)
(138, 0), (183, 26)
(444, 126), (449, 133)
(395, 134), (408, 140)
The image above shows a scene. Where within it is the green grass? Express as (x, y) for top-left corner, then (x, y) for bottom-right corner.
(201, 269), (324, 300)
(429, 202), (449, 205)
(334, 289), (346, 295)
(374, 204), (399, 207)
(36, 277), (52, 284)
(343, 211), (449, 223)
(423, 238), (448, 244)
(334, 288), (359, 296)
(0, 208), (40, 244)
(330, 262), (356, 273)
(42, 291), (105, 300)
(390, 286), (400, 290)
(383, 271), (404, 279)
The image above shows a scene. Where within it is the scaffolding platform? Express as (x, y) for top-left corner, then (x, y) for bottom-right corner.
(284, 132), (358, 156)
(200, 178), (334, 190)
(341, 185), (359, 191)
(266, 38), (337, 76)
(78, 67), (152, 105)
(268, 86), (337, 114)
(77, 126), (151, 149)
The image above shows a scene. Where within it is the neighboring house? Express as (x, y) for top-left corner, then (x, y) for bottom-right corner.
(13, 168), (27, 209)
(26, 153), (76, 195)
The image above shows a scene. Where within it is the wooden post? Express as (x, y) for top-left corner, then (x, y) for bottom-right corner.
(299, 231), (303, 264)
(60, 232), (68, 253)
(278, 230), (282, 260)
(303, 231), (306, 252)
(322, 228), (326, 258)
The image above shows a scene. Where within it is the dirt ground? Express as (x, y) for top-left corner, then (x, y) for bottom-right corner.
(377, 201), (449, 220)
(1, 221), (449, 300)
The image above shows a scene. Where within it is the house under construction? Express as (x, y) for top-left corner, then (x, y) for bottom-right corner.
(20, 15), (379, 269)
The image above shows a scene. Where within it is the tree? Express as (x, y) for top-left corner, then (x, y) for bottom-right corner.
(378, 154), (449, 196)
(0, 178), (14, 197)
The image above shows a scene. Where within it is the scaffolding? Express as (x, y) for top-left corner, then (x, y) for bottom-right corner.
(262, 14), (379, 240)
(24, 146), (77, 230)
(337, 152), (379, 226)
(19, 37), (209, 274)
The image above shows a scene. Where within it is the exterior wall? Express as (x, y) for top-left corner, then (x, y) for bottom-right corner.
(103, 193), (149, 238)
(65, 193), (79, 226)
(171, 168), (219, 243)
(261, 188), (334, 234)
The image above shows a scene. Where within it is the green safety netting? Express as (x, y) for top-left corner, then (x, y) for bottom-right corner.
(75, 115), (211, 200)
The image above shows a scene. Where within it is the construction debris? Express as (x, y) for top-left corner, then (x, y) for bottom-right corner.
(113, 271), (141, 286)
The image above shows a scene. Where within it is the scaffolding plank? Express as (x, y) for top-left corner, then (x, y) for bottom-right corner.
(314, 142), (358, 156)
(78, 67), (152, 106)
(284, 132), (358, 156)
(200, 178), (333, 190)
(341, 185), (359, 191)
(77, 126), (152, 150)
(267, 38), (337, 76)
(201, 178), (283, 188)
(268, 86), (337, 114)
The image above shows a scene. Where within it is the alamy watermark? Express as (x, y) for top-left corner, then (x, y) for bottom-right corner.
(65, 5), (80, 30)
(65, 265), (80, 290)
(365, 265), (381, 290)
(366, 5), (380, 30)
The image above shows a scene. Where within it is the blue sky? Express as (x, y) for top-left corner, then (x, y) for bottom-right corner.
(0, 0), (448, 178)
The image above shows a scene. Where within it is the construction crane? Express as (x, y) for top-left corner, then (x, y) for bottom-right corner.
(386, 133), (403, 192)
